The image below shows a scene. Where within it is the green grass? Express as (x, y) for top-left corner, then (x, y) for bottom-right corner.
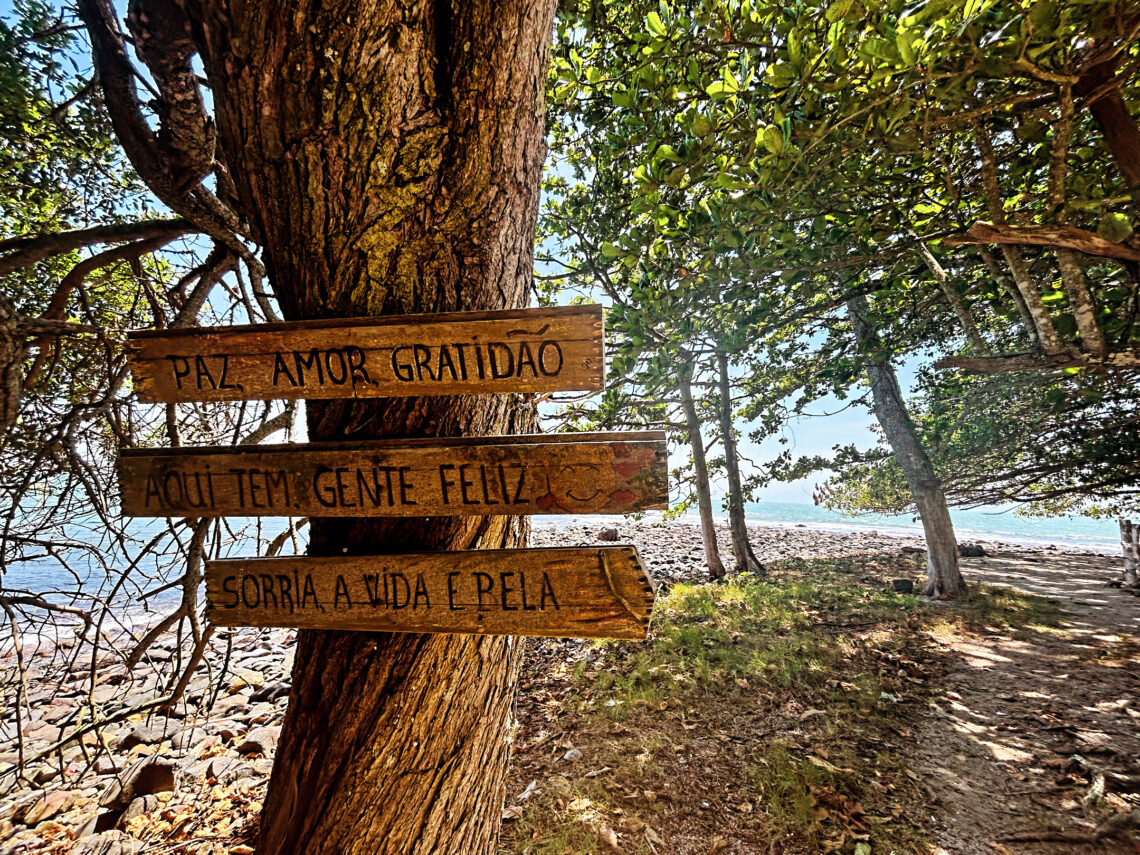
(578, 573), (921, 720)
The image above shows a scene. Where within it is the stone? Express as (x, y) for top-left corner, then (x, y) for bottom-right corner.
(112, 726), (161, 752)
(597, 527), (619, 542)
(99, 757), (176, 812)
(170, 727), (209, 752)
(249, 681), (290, 704)
(237, 726), (280, 756)
(891, 579), (915, 594)
(119, 795), (161, 825)
(73, 808), (120, 841)
(94, 756), (120, 776)
(71, 830), (144, 855)
(213, 720), (247, 743)
(958, 542), (986, 557)
(228, 668), (266, 693)
(23, 790), (75, 826)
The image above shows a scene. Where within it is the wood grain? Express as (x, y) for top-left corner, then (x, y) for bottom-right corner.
(118, 431), (668, 518)
(206, 546), (655, 639)
(126, 305), (603, 402)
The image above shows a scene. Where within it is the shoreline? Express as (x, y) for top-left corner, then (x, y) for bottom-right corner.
(533, 512), (1123, 557)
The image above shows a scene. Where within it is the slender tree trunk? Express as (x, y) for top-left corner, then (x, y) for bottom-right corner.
(847, 296), (966, 598)
(915, 240), (989, 354)
(1121, 519), (1139, 588)
(187, 3), (557, 853)
(678, 358), (727, 580)
(715, 352), (764, 575)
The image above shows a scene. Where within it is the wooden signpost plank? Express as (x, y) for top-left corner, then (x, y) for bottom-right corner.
(126, 305), (603, 402)
(206, 546), (655, 639)
(119, 431), (667, 518)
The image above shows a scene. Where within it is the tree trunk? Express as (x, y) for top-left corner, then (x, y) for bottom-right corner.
(715, 352), (764, 575)
(678, 358), (727, 580)
(187, 3), (557, 853)
(1121, 519), (1139, 588)
(1075, 48), (1140, 189)
(847, 296), (966, 598)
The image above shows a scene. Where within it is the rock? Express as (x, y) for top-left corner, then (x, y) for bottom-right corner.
(71, 830), (144, 855)
(170, 727), (209, 752)
(900, 546), (925, 554)
(228, 667), (266, 692)
(23, 790), (75, 826)
(958, 542), (986, 557)
(72, 809), (119, 841)
(597, 527), (619, 542)
(119, 795), (161, 825)
(94, 756), (120, 776)
(99, 757), (176, 812)
(249, 681), (290, 704)
(0, 818), (11, 840)
(237, 726), (280, 756)
(112, 726), (161, 752)
(30, 765), (57, 785)
(891, 579), (915, 594)
(213, 720), (247, 743)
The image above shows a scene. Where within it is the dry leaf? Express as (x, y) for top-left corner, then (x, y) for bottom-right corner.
(707, 835), (729, 854)
(599, 825), (620, 850)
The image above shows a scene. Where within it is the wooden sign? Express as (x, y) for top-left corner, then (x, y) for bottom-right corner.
(126, 305), (603, 402)
(206, 546), (655, 639)
(118, 431), (667, 518)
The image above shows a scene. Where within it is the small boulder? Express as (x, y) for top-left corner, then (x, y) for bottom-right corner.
(597, 527), (620, 542)
(958, 542), (986, 557)
(22, 790), (75, 826)
(891, 579), (915, 594)
(119, 794), (161, 825)
(237, 726), (280, 756)
(99, 757), (176, 812)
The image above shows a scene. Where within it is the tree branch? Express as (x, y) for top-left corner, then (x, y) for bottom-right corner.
(944, 221), (1140, 262)
(0, 218), (194, 277)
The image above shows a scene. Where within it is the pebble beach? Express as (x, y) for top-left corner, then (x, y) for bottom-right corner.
(0, 518), (1124, 853)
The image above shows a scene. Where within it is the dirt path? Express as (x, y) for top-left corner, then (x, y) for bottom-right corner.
(911, 550), (1140, 854)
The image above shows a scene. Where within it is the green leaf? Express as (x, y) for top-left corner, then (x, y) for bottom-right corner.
(1097, 212), (1132, 243)
(646, 11), (666, 38)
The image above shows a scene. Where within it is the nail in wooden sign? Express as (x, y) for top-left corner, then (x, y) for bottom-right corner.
(118, 431), (667, 518)
(206, 546), (655, 639)
(126, 305), (603, 402)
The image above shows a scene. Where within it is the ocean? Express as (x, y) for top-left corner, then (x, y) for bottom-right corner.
(733, 500), (1123, 553)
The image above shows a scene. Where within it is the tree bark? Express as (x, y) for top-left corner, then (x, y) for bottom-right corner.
(715, 352), (764, 575)
(678, 358), (727, 580)
(1075, 47), (1140, 189)
(848, 296), (966, 598)
(1121, 519), (1139, 588)
(185, 2), (557, 853)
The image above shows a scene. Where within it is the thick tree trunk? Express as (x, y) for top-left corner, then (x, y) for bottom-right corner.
(678, 359), (727, 580)
(848, 296), (966, 598)
(1075, 49), (1140, 189)
(187, 3), (557, 853)
(715, 352), (764, 575)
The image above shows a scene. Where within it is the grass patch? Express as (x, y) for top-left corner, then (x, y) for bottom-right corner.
(504, 559), (941, 855)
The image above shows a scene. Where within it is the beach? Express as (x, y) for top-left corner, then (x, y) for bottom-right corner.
(0, 518), (1131, 852)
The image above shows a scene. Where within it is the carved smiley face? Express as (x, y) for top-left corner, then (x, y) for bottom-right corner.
(558, 464), (605, 505)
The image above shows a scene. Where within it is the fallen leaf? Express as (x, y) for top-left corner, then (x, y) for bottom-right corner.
(707, 835), (729, 854)
(599, 825), (620, 850)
